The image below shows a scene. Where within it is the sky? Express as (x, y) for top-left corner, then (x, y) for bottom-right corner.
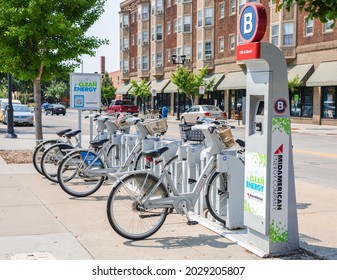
(74, 0), (123, 74)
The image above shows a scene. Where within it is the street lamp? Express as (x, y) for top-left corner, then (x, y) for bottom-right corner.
(171, 55), (186, 120)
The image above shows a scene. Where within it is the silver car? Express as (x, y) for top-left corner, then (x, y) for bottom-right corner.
(180, 105), (227, 124)
(3, 104), (34, 126)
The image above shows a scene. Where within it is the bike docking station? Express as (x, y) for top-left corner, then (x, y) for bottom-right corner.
(229, 3), (299, 257)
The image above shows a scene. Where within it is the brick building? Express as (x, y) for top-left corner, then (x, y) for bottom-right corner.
(117, 0), (337, 125)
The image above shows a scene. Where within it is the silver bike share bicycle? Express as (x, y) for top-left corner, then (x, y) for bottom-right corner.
(106, 119), (245, 240)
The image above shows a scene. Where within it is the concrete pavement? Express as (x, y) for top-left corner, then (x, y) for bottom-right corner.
(1, 118), (337, 260)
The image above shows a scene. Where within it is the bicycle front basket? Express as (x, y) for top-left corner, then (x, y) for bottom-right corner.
(143, 118), (168, 135)
(218, 126), (235, 148)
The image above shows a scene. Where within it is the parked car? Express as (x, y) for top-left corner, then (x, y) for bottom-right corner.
(106, 99), (139, 115)
(180, 105), (227, 124)
(2, 104), (34, 126)
(45, 104), (66, 115)
(0, 99), (21, 123)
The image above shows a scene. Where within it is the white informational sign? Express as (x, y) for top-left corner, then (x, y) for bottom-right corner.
(70, 73), (101, 110)
(199, 85), (205, 95)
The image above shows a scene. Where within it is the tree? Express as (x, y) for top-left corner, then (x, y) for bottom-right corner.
(288, 74), (302, 94)
(0, 0), (108, 141)
(101, 72), (116, 106)
(45, 80), (69, 103)
(171, 66), (214, 106)
(279, 0), (337, 26)
(130, 80), (151, 113)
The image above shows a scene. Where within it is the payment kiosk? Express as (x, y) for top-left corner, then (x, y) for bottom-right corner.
(237, 3), (299, 256)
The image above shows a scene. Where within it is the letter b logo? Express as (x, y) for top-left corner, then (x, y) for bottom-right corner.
(274, 99), (287, 114)
(244, 13), (253, 34)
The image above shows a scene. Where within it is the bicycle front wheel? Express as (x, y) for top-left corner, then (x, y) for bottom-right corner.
(205, 171), (228, 225)
(33, 140), (58, 175)
(57, 150), (105, 197)
(107, 173), (169, 240)
(41, 143), (72, 182)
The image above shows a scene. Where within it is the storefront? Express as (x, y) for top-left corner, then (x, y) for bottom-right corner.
(307, 61), (337, 125)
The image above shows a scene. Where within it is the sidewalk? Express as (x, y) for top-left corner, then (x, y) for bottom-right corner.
(1, 121), (337, 260)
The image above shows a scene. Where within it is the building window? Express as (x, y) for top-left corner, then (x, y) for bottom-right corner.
(151, 27), (155, 41)
(123, 37), (129, 49)
(271, 24), (279, 46)
(173, 19), (177, 33)
(122, 14), (129, 27)
(238, 0), (245, 15)
(137, 56), (140, 69)
(322, 87), (336, 118)
(123, 59), (129, 72)
(156, 52), (163, 66)
(132, 58), (135, 69)
(184, 15), (191, 32)
(142, 31), (149, 43)
(290, 87), (313, 118)
(167, 0), (171, 8)
(230, 0), (236, 15)
(132, 34), (134, 46)
(132, 12), (135, 23)
(151, 0), (155, 15)
(167, 22), (171, 34)
(142, 56), (148, 70)
(156, 25), (163, 40)
(238, 34), (243, 46)
(167, 49), (171, 61)
(157, 0), (163, 12)
(305, 18), (313, 36)
(205, 42), (212, 58)
(184, 45), (191, 59)
(219, 3), (225, 19)
(142, 4), (149, 20)
(219, 37), (224, 52)
(229, 34), (235, 50)
(205, 7), (213, 26)
(283, 22), (294, 46)
(138, 32), (141, 44)
(323, 20), (333, 33)
(151, 53), (155, 69)
(177, 17), (182, 33)
(197, 42), (202, 60)
(197, 10), (202, 27)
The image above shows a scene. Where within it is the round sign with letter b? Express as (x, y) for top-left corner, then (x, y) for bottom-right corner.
(238, 3), (267, 44)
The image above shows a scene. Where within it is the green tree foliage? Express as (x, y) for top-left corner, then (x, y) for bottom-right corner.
(45, 80), (69, 103)
(288, 74), (302, 93)
(0, 0), (108, 141)
(279, 0), (337, 26)
(171, 66), (214, 106)
(130, 80), (151, 113)
(101, 72), (116, 106)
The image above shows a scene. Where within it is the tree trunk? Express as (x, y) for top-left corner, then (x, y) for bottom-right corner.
(33, 78), (43, 144)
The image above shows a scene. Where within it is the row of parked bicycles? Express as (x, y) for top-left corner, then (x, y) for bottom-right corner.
(32, 112), (245, 240)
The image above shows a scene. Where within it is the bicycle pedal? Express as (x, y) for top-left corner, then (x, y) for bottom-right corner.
(187, 220), (199, 226)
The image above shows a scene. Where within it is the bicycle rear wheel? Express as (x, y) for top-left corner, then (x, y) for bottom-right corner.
(205, 171), (228, 225)
(107, 173), (169, 240)
(57, 150), (105, 197)
(33, 140), (59, 175)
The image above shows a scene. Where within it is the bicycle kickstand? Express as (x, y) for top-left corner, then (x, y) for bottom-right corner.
(180, 202), (199, 226)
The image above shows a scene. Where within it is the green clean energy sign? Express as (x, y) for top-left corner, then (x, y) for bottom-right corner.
(70, 73), (101, 110)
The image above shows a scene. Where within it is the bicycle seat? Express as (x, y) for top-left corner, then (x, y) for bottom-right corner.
(56, 128), (72, 137)
(235, 139), (245, 148)
(64, 130), (81, 138)
(90, 138), (109, 148)
(142, 146), (169, 159)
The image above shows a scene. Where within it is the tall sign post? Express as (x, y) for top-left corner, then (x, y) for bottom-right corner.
(70, 73), (101, 144)
(237, 3), (299, 256)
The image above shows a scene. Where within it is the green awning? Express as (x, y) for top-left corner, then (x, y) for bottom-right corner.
(217, 71), (246, 90)
(288, 64), (314, 84)
(163, 81), (178, 93)
(203, 73), (225, 90)
(115, 82), (132, 95)
(150, 79), (170, 93)
(307, 61), (337, 87)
